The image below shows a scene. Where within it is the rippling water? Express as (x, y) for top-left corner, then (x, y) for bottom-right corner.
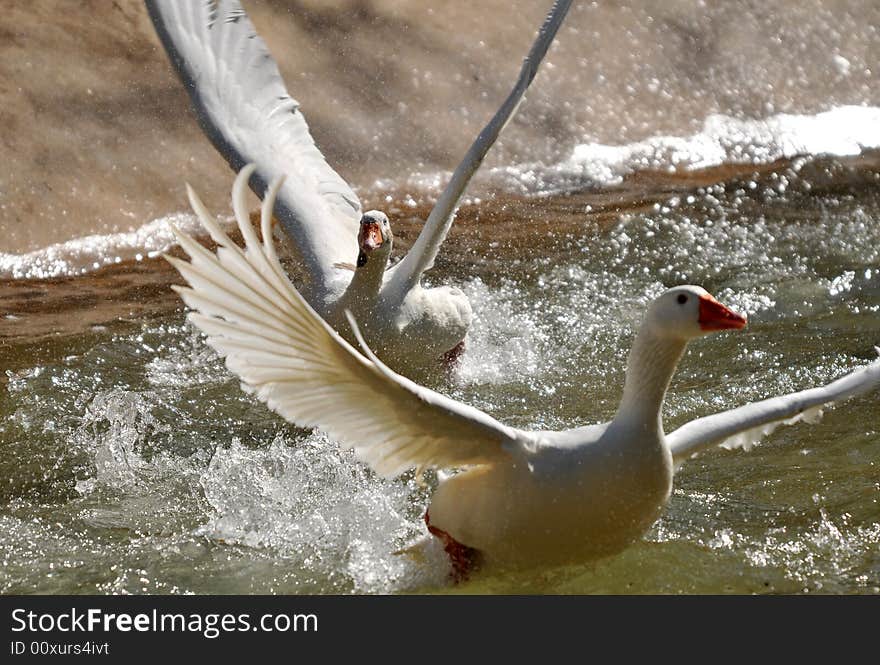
(2, 150), (879, 594)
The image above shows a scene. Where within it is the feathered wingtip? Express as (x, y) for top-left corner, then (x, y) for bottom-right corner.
(162, 164), (293, 295)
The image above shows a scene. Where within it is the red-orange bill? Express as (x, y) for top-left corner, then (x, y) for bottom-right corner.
(698, 294), (747, 331)
(359, 222), (383, 251)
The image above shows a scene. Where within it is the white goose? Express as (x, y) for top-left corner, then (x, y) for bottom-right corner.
(146, 0), (574, 369)
(168, 170), (880, 579)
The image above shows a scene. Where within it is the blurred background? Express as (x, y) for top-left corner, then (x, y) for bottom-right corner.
(2, 0), (879, 253)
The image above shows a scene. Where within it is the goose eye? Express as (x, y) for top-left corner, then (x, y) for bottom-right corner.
(677, 294), (688, 305)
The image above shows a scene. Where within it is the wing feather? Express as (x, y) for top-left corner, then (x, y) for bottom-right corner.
(167, 167), (520, 478)
(146, 0), (361, 292)
(385, 0), (574, 301)
(667, 354), (880, 466)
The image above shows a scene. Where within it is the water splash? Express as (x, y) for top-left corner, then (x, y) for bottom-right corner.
(5, 107), (880, 283)
(198, 436), (447, 592)
(0, 212), (227, 280)
(490, 105), (880, 195)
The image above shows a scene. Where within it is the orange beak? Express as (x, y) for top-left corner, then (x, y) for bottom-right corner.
(359, 222), (384, 252)
(698, 294), (747, 331)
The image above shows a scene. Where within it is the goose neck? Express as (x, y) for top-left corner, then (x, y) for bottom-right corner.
(614, 327), (687, 434)
(344, 251), (388, 302)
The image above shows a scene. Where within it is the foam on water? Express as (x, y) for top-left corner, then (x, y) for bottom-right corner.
(198, 436), (448, 593)
(374, 105), (880, 203)
(1, 319), (454, 593)
(491, 105), (880, 195)
(5, 106), (880, 282)
(0, 212), (216, 280)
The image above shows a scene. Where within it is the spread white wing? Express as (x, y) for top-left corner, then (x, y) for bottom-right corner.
(383, 0), (574, 302)
(166, 166), (521, 478)
(146, 0), (360, 294)
(667, 355), (880, 466)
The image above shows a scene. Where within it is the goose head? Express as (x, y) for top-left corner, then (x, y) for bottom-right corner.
(644, 285), (747, 341)
(616, 285), (748, 425)
(356, 211), (393, 268)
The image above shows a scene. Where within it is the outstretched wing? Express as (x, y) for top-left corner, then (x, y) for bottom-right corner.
(146, 0), (360, 293)
(667, 355), (880, 466)
(166, 166), (521, 478)
(383, 0), (574, 303)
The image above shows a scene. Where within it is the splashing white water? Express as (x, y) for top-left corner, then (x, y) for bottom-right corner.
(6, 106), (880, 281)
(198, 435), (448, 592)
(0, 212), (220, 280)
(490, 105), (880, 195)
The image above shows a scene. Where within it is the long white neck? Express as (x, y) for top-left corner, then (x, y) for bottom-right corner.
(341, 250), (388, 311)
(614, 326), (687, 435)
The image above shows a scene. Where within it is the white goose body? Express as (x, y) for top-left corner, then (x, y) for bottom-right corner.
(428, 300), (690, 565)
(167, 169), (880, 574)
(322, 260), (472, 369)
(428, 420), (674, 566)
(146, 0), (573, 371)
